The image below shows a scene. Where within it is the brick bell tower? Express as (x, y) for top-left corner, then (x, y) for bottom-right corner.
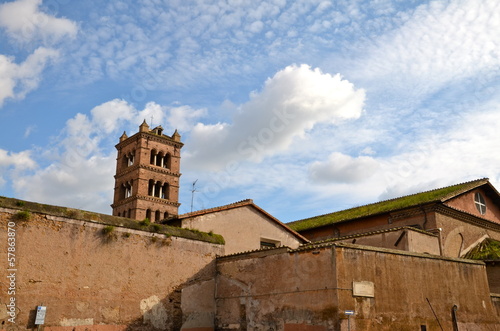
(111, 120), (183, 222)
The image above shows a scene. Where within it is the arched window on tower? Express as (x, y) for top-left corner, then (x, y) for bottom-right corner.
(164, 212), (169, 219)
(128, 151), (135, 166)
(150, 149), (157, 165)
(148, 179), (155, 196)
(123, 181), (132, 199)
(164, 153), (171, 169)
(156, 152), (164, 167)
(154, 181), (162, 197)
(146, 209), (151, 221)
(155, 210), (161, 222)
(161, 183), (169, 199)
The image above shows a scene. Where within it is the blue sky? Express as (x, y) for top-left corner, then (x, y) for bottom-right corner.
(0, 0), (499, 223)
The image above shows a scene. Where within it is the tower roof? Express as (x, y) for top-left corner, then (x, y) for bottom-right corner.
(139, 119), (150, 132)
(172, 129), (181, 142)
(119, 131), (128, 142)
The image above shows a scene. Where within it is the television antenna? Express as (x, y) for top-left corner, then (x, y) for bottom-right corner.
(190, 180), (198, 212)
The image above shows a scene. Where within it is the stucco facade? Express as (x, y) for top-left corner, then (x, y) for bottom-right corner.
(176, 200), (307, 255)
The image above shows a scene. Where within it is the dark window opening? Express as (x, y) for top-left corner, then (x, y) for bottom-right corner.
(260, 241), (277, 249)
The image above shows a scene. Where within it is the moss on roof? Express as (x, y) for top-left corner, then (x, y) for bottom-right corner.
(288, 178), (489, 232)
(0, 196), (224, 245)
(463, 238), (500, 260)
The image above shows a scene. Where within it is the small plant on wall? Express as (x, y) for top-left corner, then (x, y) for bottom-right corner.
(139, 218), (150, 227)
(102, 225), (115, 235)
(14, 210), (30, 221)
(101, 225), (117, 242)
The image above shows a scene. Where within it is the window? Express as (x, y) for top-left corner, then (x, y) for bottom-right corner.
(260, 238), (280, 249)
(128, 152), (134, 166)
(474, 192), (486, 215)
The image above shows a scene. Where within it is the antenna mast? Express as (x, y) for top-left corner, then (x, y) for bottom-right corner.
(190, 180), (198, 212)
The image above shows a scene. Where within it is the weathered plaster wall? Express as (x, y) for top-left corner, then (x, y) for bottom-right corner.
(181, 206), (303, 255)
(216, 243), (500, 331)
(0, 207), (223, 331)
(487, 262), (500, 294)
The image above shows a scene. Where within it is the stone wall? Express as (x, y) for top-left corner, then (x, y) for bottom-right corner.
(216, 243), (500, 330)
(0, 202), (223, 331)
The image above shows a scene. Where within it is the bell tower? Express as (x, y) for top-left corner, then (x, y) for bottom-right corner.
(111, 120), (183, 222)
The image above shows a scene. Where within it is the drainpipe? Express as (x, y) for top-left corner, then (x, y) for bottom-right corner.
(426, 228), (443, 256)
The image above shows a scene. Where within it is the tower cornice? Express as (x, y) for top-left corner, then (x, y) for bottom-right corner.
(116, 131), (184, 150)
(111, 195), (181, 209)
(114, 163), (182, 179)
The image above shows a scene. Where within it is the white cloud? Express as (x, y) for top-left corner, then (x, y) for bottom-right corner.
(13, 154), (116, 212)
(166, 105), (207, 132)
(0, 149), (36, 169)
(185, 64), (365, 170)
(309, 152), (380, 184)
(0, 0), (77, 45)
(376, 100), (500, 200)
(90, 99), (135, 134)
(351, 0), (500, 99)
(0, 47), (59, 106)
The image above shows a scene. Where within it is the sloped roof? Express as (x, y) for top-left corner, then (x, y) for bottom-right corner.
(463, 238), (500, 260)
(288, 178), (491, 232)
(179, 199), (309, 243)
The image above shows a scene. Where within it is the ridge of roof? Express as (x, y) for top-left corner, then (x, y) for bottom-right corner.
(304, 226), (437, 246)
(179, 199), (309, 243)
(288, 178), (490, 232)
(179, 199), (254, 218)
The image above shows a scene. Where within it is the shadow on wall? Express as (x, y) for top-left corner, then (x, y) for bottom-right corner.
(123, 260), (216, 331)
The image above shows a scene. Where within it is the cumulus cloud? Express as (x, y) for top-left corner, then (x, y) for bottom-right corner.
(0, 47), (59, 106)
(185, 64), (365, 170)
(0, 149), (36, 169)
(0, 0), (77, 45)
(0, 149), (36, 192)
(309, 152), (379, 184)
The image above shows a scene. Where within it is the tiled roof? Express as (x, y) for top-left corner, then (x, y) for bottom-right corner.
(179, 199), (254, 218)
(288, 178), (490, 232)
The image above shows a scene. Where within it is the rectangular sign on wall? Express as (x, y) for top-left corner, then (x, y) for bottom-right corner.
(352, 281), (375, 298)
(35, 306), (46, 325)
